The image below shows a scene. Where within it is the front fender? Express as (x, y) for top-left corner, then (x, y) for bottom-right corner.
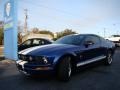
(53, 52), (77, 68)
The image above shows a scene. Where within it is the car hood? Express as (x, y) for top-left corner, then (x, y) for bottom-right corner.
(19, 44), (79, 56)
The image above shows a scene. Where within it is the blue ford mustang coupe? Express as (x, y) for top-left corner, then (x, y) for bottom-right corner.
(16, 34), (115, 81)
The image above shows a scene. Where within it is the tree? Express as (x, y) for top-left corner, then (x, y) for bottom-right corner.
(39, 30), (54, 37)
(18, 33), (23, 44)
(31, 28), (39, 34)
(0, 27), (3, 45)
(56, 29), (77, 40)
(18, 21), (24, 33)
(18, 21), (24, 44)
(31, 28), (54, 37)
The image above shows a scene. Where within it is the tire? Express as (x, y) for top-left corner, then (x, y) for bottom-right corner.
(57, 56), (72, 81)
(104, 51), (113, 65)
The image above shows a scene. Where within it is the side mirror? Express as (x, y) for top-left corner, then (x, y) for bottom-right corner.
(84, 41), (94, 47)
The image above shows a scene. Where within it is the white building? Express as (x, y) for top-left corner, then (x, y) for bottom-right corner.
(22, 32), (54, 42)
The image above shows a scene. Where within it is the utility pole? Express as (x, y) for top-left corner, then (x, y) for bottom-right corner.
(24, 9), (28, 34)
(104, 28), (106, 38)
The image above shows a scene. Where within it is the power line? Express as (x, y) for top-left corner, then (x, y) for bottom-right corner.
(18, 0), (82, 30)
(104, 28), (106, 38)
(18, 6), (74, 26)
(20, 0), (79, 17)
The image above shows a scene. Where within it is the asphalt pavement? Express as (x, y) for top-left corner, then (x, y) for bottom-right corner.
(0, 48), (120, 90)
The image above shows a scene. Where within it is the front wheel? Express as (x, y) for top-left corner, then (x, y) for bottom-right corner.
(57, 56), (72, 82)
(104, 51), (113, 65)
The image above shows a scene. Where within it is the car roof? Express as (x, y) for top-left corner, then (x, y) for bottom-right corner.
(25, 38), (53, 42)
(68, 34), (100, 37)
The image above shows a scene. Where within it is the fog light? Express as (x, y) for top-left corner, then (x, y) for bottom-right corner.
(43, 57), (48, 64)
(29, 56), (33, 61)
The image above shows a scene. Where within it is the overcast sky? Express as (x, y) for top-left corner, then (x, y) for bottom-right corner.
(0, 0), (120, 37)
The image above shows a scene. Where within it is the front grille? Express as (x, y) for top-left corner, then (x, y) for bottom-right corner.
(18, 54), (44, 63)
(18, 54), (53, 65)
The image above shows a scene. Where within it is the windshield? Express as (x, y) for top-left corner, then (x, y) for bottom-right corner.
(53, 35), (84, 45)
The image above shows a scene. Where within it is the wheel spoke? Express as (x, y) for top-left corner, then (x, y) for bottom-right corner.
(68, 63), (71, 77)
(108, 54), (112, 64)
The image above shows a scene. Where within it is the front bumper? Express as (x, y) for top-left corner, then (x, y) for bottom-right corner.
(16, 60), (54, 75)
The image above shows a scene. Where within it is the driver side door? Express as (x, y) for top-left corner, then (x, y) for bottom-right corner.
(79, 35), (101, 63)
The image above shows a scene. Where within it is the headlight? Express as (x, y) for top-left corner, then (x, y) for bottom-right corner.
(18, 54), (29, 61)
(18, 54), (25, 60)
(18, 54), (21, 59)
(34, 56), (49, 64)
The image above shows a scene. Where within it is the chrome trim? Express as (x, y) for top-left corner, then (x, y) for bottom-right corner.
(77, 56), (106, 67)
(19, 70), (30, 75)
(17, 60), (28, 69)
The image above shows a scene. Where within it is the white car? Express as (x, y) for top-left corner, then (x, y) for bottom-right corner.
(106, 35), (120, 47)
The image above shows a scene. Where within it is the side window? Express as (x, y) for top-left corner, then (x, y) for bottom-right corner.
(84, 36), (100, 45)
(84, 36), (92, 43)
(33, 39), (45, 45)
(100, 37), (107, 45)
(91, 36), (100, 44)
(44, 40), (51, 44)
(39, 40), (45, 45)
(22, 40), (32, 45)
(74, 35), (84, 45)
(33, 39), (40, 45)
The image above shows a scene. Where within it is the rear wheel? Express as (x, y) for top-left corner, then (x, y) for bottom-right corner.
(57, 56), (72, 81)
(105, 51), (113, 65)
